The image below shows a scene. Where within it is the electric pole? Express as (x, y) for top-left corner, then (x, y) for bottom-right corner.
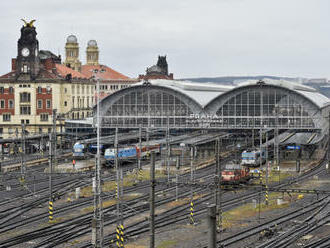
(190, 146), (195, 224)
(49, 109), (56, 222)
(115, 127), (122, 248)
(166, 121), (170, 182)
(328, 112), (330, 169)
(149, 151), (156, 248)
(20, 124), (26, 181)
(275, 105), (280, 183)
(265, 130), (269, 206)
(92, 73), (103, 248)
(138, 125), (142, 171)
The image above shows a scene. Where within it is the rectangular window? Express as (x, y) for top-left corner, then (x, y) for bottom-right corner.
(21, 119), (24, 124)
(9, 100), (14, 109)
(26, 119), (29, 124)
(46, 100), (51, 109)
(37, 86), (42, 93)
(37, 99), (42, 109)
(40, 114), (48, 121)
(0, 87), (4, 93)
(9, 87), (13, 94)
(20, 106), (31, 115)
(64, 101), (67, 107)
(23, 65), (28, 73)
(3, 114), (11, 122)
(20, 92), (31, 103)
(0, 100), (4, 109)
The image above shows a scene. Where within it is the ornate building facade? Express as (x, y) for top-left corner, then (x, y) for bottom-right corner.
(64, 36), (138, 100)
(0, 22), (94, 138)
(138, 56), (174, 80)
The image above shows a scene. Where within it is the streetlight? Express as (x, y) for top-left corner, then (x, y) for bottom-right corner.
(180, 143), (185, 167)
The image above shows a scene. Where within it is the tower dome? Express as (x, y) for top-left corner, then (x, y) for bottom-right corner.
(87, 40), (97, 47)
(67, 35), (78, 43)
(64, 34), (81, 71)
(86, 40), (99, 65)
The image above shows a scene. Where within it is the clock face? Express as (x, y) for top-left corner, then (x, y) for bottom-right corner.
(21, 47), (30, 57)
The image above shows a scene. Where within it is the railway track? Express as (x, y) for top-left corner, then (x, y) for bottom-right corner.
(0, 153), (229, 247)
(0, 149), (325, 247)
(256, 198), (330, 248)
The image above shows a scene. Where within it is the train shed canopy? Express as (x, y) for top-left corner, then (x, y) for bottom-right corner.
(96, 79), (330, 131)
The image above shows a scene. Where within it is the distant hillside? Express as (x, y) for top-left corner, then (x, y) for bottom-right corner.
(180, 76), (300, 85)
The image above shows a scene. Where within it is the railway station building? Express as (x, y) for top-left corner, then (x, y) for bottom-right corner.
(96, 78), (330, 145)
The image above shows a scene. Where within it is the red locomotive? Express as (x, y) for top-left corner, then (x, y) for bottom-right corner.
(221, 162), (251, 184)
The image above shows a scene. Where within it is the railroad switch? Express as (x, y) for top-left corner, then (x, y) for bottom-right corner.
(259, 227), (276, 240)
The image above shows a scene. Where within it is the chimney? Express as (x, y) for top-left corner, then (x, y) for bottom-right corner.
(11, 58), (16, 71)
(44, 58), (54, 71)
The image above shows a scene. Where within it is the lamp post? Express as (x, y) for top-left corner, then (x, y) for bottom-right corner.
(180, 143), (185, 166)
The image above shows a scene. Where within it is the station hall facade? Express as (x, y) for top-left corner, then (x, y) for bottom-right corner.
(96, 79), (330, 145)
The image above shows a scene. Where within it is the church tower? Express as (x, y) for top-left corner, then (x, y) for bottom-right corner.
(86, 40), (99, 66)
(16, 20), (40, 80)
(64, 35), (81, 71)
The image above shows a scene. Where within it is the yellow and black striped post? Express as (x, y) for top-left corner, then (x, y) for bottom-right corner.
(265, 185), (269, 206)
(116, 225), (121, 248)
(190, 201), (194, 224)
(138, 168), (143, 181)
(48, 201), (53, 222)
(120, 224), (124, 247)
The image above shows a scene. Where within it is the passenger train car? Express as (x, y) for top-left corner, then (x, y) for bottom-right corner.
(104, 144), (161, 166)
(241, 149), (266, 167)
(72, 143), (87, 159)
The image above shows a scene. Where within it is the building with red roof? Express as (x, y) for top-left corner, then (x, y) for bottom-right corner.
(64, 37), (138, 100)
(0, 23), (95, 138)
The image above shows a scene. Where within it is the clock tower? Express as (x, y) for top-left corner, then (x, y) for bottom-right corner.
(16, 20), (40, 80)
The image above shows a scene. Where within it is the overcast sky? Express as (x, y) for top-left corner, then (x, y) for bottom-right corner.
(1, 0), (330, 79)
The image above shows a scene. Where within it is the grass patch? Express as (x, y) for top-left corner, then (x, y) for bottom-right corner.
(166, 193), (206, 208)
(251, 170), (291, 185)
(81, 194), (138, 213)
(80, 169), (166, 198)
(157, 240), (177, 248)
(222, 192), (291, 229)
(265, 171), (291, 184)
